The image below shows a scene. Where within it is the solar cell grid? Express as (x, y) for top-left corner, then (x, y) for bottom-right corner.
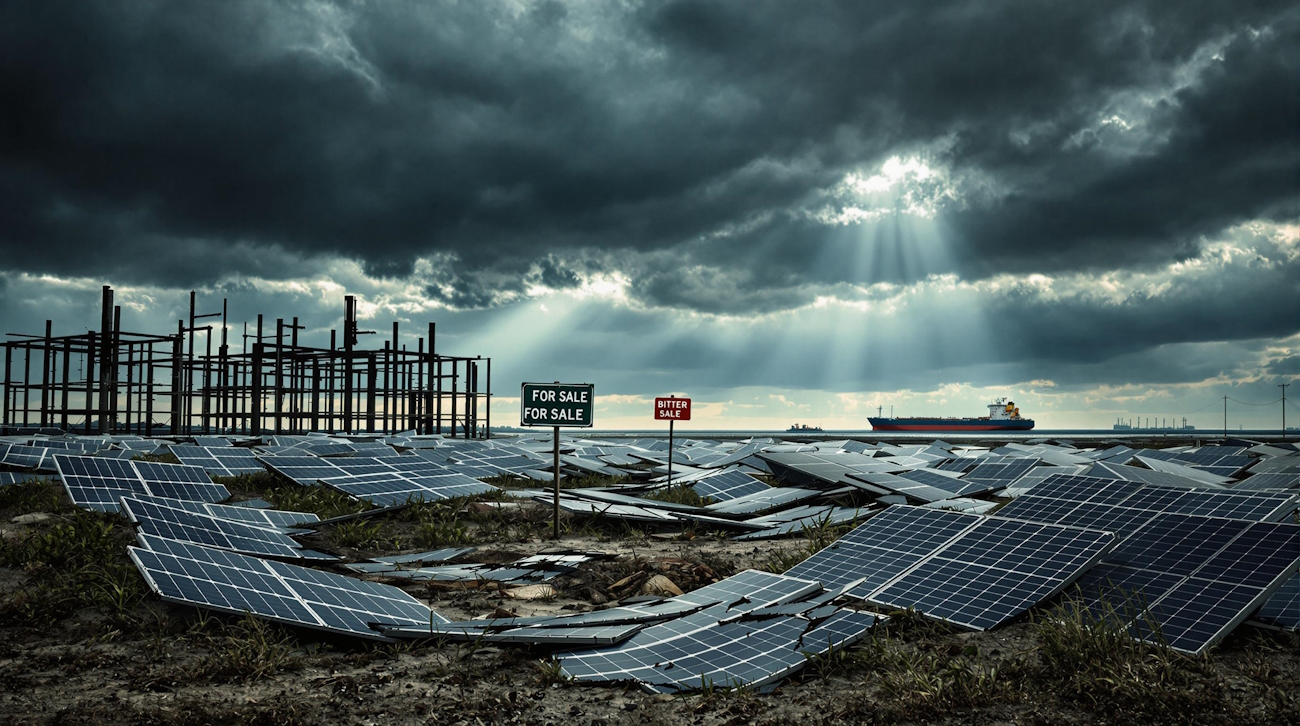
(1256, 574), (1298, 630)
(867, 518), (1115, 630)
(129, 535), (443, 640)
(961, 459), (1040, 487)
(691, 470), (770, 502)
(122, 496), (334, 561)
(1107, 514), (1249, 575)
(784, 506), (977, 595)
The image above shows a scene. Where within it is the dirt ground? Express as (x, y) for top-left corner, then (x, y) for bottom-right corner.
(1, 479), (1298, 726)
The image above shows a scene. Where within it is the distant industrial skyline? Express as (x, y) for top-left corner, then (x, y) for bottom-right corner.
(0, 1), (1295, 432)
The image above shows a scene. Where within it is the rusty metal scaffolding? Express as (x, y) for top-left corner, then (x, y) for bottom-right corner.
(1, 286), (491, 437)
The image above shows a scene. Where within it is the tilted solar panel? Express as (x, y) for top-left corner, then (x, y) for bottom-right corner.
(129, 535), (442, 641)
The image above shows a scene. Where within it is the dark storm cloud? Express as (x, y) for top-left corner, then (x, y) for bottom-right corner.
(0, 0), (1296, 321)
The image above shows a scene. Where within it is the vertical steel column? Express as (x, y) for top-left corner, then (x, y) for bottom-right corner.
(485, 357), (491, 440)
(39, 321), (51, 427)
(365, 354), (377, 433)
(60, 340), (71, 431)
(250, 342), (263, 436)
(98, 286), (113, 433)
(274, 319), (284, 435)
(85, 332), (96, 434)
(170, 322), (183, 434)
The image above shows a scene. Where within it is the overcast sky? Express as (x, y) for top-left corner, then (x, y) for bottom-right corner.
(1, 1), (1296, 431)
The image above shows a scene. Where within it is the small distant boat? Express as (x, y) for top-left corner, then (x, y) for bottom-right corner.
(787, 423), (823, 433)
(869, 398), (1035, 431)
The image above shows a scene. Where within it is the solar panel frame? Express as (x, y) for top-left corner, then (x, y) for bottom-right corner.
(129, 535), (442, 641)
(866, 518), (1115, 630)
(122, 496), (335, 561)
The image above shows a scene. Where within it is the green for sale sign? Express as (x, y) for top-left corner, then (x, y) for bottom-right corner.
(520, 382), (594, 427)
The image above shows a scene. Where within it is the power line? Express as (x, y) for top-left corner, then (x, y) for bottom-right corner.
(1225, 396), (1282, 407)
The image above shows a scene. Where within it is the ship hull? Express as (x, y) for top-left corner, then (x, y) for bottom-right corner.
(868, 417), (1035, 431)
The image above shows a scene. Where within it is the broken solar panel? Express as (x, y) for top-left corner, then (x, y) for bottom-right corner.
(562, 487), (703, 514)
(121, 496), (336, 561)
(320, 469), (496, 506)
(1233, 472), (1300, 491)
(54, 455), (230, 513)
(556, 570), (832, 690)
(2, 445), (55, 471)
(690, 469), (770, 502)
(1068, 515), (1300, 653)
(633, 607), (879, 694)
(847, 472), (953, 503)
(549, 496), (681, 523)
(866, 517), (1115, 630)
(731, 506), (871, 541)
(704, 486), (822, 516)
(124, 493), (319, 532)
(1085, 461), (1213, 489)
(369, 552), (599, 583)
(925, 498), (998, 515)
(960, 459), (1041, 489)
(1134, 456), (1232, 486)
(129, 534), (443, 641)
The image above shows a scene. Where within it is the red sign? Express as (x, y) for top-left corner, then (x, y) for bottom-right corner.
(654, 397), (692, 421)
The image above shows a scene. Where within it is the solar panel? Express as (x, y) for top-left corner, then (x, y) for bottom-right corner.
(925, 498), (998, 515)
(124, 493), (320, 532)
(129, 535), (442, 641)
(960, 459), (1040, 488)
(847, 472), (953, 503)
(784, 507), (977, 595)
(634, 607), (880, 694)
(320, 470), (496, 507)
(122, 496), (335, 561)
(133, 460), (231, 502)
(691, 469), (770, 502)
(1233, 473), (1300, 491)
(896, 468), (991, 497)
(1068, 516), (1300, 653)
(556, 570), (829, 689)
(3, 445), (53, 471)
(704, 487), (822, 516)
(55, 455), (150, 512)
(732, 506), (871, 541)
(1134, 456), (1231, 486)
(1084, 461), (1209, 489)
(867, 518), (1114, 630)
(1255, 574), (1298, 630)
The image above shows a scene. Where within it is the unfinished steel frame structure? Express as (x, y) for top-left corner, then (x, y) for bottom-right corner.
(1, 286), (491, 438)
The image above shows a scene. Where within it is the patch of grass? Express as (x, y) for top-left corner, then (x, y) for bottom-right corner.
(875, 644), (1017, 715)
(643, 484), (709, 507)
(196, 614), (302, 683)
(560, 472), (629, 489)
(132, 451), (181, 464)
(213, 470), (370, 519)
(1034, 596), (1222, 720)
(0, 478), (70, 514)
(328, 519), (388, 549)
(0, 511), (146, 626)
(534, 658), (574, 686)
(413, 504), (473, 547)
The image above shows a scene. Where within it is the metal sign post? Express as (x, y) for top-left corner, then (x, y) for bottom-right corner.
(654, 396), (692, 486)
(521, 381), (595, 539)
(553, 424), (560, 539)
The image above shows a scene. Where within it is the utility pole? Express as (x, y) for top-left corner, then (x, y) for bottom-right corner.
(1281, 383), (1291, 438)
